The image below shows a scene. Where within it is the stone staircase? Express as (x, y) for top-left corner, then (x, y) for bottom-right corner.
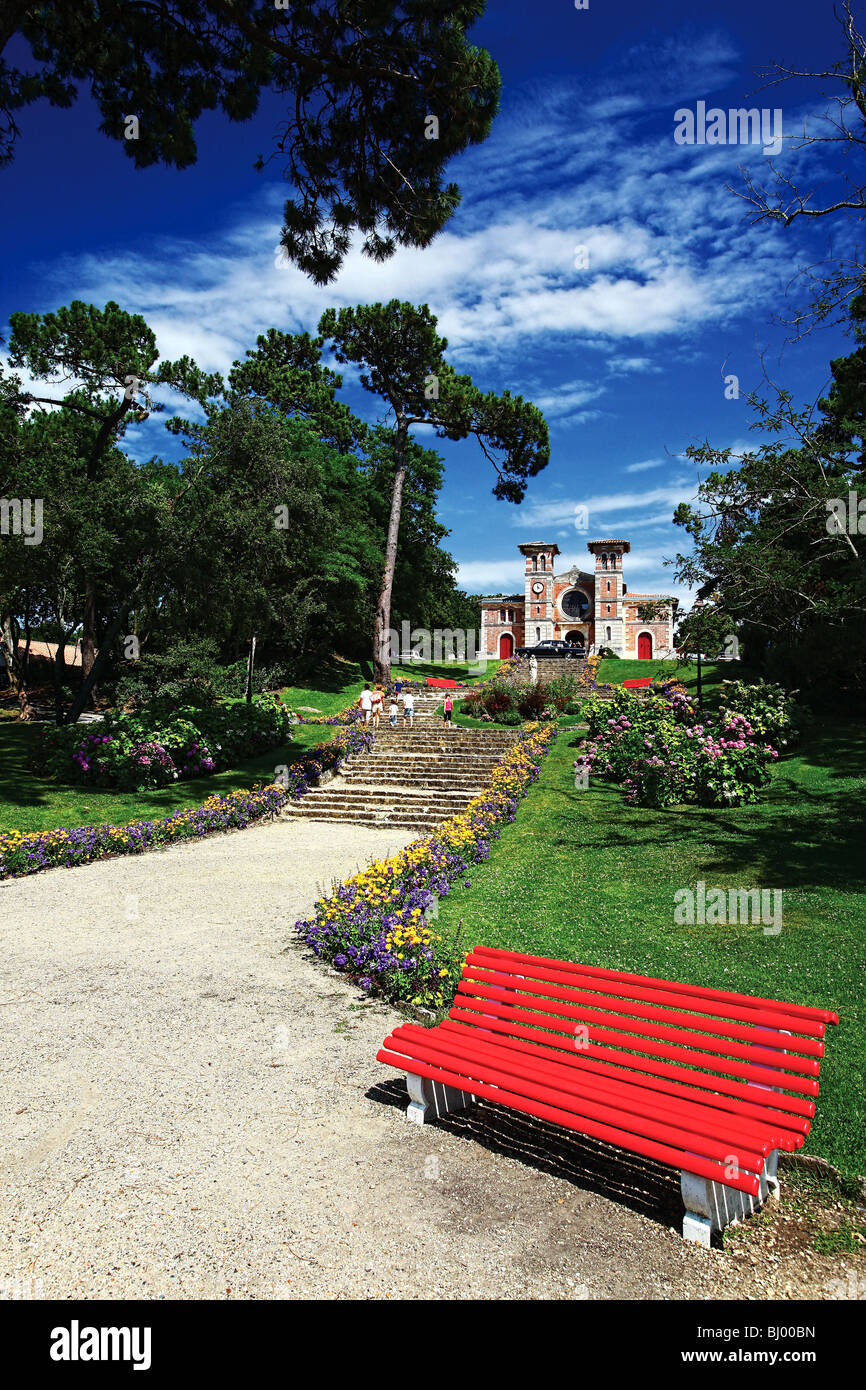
(284, 691), (520, 832)
(523, 657), (587, 681)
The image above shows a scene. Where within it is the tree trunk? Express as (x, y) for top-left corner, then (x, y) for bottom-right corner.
(0, 611), (27, 715)
(21, 589), (32, 687)
(245, 635), (257, 704)
(53, 638), (68, 725)
(697, 649), (703, 709)
(81, 579), (97, 707)
(373, 421), (407, 685)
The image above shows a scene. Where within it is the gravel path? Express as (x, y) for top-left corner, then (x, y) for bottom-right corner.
(0, 821), (857, 1301)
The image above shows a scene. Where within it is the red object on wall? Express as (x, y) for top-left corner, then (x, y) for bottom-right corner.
(499, 634), (514, 658)
(638, 633), (653, 660)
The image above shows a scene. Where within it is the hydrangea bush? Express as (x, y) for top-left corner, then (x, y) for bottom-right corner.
(294, 724), (556, 1009)
(33, 693), (296, 790)
(717, 679), (801, 749)
(575, 684), (788, 808)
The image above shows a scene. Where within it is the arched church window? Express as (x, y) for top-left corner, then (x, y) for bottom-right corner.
(606, 625), (612, 641)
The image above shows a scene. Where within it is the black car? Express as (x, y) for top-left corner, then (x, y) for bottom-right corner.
(516, 639), (584, 659)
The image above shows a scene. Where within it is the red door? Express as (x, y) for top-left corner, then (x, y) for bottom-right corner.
(499, 634), (513, 658)
(638, 633), (652, 660)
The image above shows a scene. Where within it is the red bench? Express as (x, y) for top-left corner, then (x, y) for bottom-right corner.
(377, 945), (839, 1246)
(426, 676), (458, 689)
(622, 677), (653, 689)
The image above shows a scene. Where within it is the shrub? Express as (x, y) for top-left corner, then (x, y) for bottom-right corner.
(719, 679), (801, 749)
(32, 693), (295, 791)
(544, 672), (582, 713)
(495, 708), (523, 726)
(575, 684), (785, 808)
(516, 682), (550, 719)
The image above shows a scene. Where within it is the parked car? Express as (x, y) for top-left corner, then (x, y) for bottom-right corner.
(515, 639), (584, 659)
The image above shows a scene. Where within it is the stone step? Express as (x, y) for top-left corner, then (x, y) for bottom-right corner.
(341, 774), (487, 789)
(287, 698), (524, 830)
(291, 793), (452, 811)
(284, 807), (451, 830)
(344, 764), (501, 778)
(351, 749), (508, 761)
(306, 785), (479, 803)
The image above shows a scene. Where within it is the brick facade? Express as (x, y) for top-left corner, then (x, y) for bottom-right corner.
(480, 539), (676, 659)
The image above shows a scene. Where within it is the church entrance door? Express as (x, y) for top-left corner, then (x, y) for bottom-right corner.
(638, 632), (652, 660)
(499, 634), (513, 658)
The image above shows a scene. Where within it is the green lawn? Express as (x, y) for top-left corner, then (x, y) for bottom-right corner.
(434, 716), (866, 1178)
(0, 719), (329, 834)
(278, 654), (501, 717)
(597, 657), (755, 707)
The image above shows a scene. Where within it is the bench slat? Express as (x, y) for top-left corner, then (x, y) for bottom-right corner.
(440, 1019), (811, 1138)
(376, 1044), (764, 1197)
(389, 1022), (796, 1153)
(461, 964), (825, 1058)
(451, 996), (820, 1096)
(465, 957), (828, 1040)
(381, 1031), (769, 1170)
(445, 1007), (818, 1116)
(457, 979), (821, 1074)
(469, 946), (839, 1029)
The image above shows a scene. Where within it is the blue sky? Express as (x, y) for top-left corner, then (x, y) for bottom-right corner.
(0, 0), (853, 607)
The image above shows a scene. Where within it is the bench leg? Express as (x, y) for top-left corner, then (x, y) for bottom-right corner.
(681, 1152), (778, 1247)
(406, 1073), (473, 1125)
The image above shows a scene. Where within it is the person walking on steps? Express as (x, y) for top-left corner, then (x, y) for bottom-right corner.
(371, 682), (384, 729)
(401, 688), (415, 728)
(443, 693), (454, 728)
(359, 683), (373, 724)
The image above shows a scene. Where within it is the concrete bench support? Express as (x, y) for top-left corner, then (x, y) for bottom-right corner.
(406, 1073), (474, 1125)
(681, 1150), (779, 1247)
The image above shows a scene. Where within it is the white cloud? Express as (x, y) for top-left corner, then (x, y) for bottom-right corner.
(624, 458), (666, 473)
(514, 482), (697, 529)
(18, 36), (800, 390)
(456, 559), (526, 593)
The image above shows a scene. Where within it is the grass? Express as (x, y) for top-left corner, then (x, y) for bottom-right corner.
(433, 716), (866, 1178)
(597, 657), (757, 707)
(277, 654), (502, 718)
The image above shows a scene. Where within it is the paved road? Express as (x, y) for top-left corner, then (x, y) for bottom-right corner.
(0, 821), (855, 1300)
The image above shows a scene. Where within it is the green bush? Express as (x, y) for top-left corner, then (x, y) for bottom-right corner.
(33, 693), (295, 791)
(719, 679), (801, 749)
(576, 684), (784, 808)
(110, 638), (294, 709)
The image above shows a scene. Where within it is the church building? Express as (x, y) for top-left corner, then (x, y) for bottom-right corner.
(480, 540), (677, 660)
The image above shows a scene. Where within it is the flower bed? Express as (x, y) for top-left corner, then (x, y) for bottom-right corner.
(1, 726), (373, 880)
(32, 693), (296, 791)
(294, 724), (556, 1009)
(292, 698), (363, 726)
(574, 683), (792, 808)
(459, 664), (581, 723)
